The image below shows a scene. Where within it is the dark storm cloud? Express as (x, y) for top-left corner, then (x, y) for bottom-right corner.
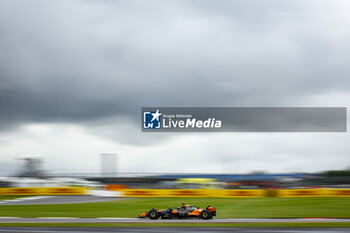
(0, 0), (349, 137)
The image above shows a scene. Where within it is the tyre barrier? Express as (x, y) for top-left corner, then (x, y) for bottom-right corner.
(121, 188), (350, 197)
(1, 187), (350, 197)
(122, 189), (269, 197)
(0, 187), (89, 195)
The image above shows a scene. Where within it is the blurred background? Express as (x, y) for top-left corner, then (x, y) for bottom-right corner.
(1, 154), (350, 198)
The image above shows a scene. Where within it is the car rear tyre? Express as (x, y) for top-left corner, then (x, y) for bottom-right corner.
(148, 209), (160, 220)
(200, 210), (212, 220)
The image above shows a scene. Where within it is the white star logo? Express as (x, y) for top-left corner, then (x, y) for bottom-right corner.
(151, 109), (162, 122)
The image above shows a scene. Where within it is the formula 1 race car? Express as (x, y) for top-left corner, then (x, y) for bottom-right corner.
(138, 203), (216, 220)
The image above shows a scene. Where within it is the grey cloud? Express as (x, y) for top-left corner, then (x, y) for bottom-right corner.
(0, 0), (349, 144)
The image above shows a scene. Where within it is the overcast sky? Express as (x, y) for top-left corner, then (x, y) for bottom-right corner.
(0, 0), (350, 176)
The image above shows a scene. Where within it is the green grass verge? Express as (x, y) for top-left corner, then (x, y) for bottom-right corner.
(0, 197), (350, 218)
(0, 222), (350, 228)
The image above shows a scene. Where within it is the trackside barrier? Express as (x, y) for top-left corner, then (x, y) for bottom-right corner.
(0, 187), (89, 195)
(277, 188), (350, 197)
(326, 188), (350, 196)
(1, 188), (350, 197)
(277, 189), (326, 197)
(121, 189), (350, 198)
(121, 189), (265, 197)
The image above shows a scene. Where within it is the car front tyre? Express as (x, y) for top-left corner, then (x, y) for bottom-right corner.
(148, 209), (160, 220)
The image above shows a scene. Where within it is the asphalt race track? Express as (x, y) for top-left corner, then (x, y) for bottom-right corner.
(0, 196), (127, 205)
(0, 217), (350, 223)
(0, 227), (349, 233)
(0, 218), (349, 233)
